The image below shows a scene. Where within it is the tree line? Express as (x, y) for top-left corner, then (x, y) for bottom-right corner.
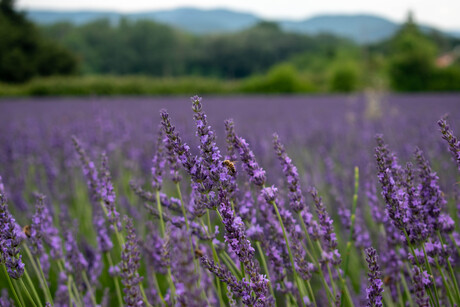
(1, 0), (460, 92)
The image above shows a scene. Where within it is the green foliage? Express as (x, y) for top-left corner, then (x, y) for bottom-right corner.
(0, 75), (238, 96)
(387, 16), (438, 91)
(0, 73), (318, 96)
(329, 64), (359, 92)
(40, 20), (352, 79)
(0, 0), (77, 83)
(429, 67), (460, 91)
(240, 64), (316, 93)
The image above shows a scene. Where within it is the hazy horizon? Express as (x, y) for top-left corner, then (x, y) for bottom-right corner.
(17, 0), (460, 31)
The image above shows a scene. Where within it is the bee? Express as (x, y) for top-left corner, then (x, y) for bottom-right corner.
(194, 248), (205, 259)
(222, 160), (236, 175)
(23, 225), (31, 238)
(383, 276), (392, 285)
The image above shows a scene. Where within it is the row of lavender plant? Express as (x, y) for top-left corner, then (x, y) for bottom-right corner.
(1, 95), (460, 306)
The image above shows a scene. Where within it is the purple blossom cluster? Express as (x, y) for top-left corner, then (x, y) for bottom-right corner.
(0, 192), (25, 279)
(119, 218), (144, 307)
(365, 247), (383, 307)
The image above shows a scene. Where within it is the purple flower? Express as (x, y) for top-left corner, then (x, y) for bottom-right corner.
(224, 119), (239, 162)
(0, 289), (13, 306)
(412, 266), (431, 307)
(29, 193), (63, 276)
(365, 180), (384, 224)
(375, 136), (409, 231)
(63, 228), (88, 290)
(170, 226), (206, 306)
(72, 136), (100, 201)
(438, 117), (460, 172)
(234, 136), (266, 188)
(94, 207), (113, 253)
(162, 134), (182, 184)
(120, 218), (145, 307)
(151, 126), (166, 191)
(160, 109), (200, 182)
(415, 148), (446, 233)
(261, 185), (278, 203)
(99, 153), (121, 229)
(53, 271), (70, 307)
(273, 133), (306, 213)
(310, 187), (341, 266)
(0, 192), (25, 279)
(217, 190), (272, 305)
(200, 257), (254, 305)
(365, 247), (384, 307)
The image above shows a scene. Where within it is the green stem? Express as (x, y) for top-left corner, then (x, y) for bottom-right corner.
(343, 166), (359, 276)
(23, 245), (53, 304)
(438, 231), (460, 303)
(176, 183), (196, 263)
(70, 275), (84, 307)
(433, 256), (455, 305)
(199, 218), (225, 306)
(255, 241), (276, 300)
(220, 251), (242, 279)
(152, 273), (167, 306)
(421, 243), (441, 305)
(402, 230), (438, 307)
(82, 271), (98, 306)
(155, 190), (166, 236)
(105, 252), (124, 307)
(99, 201), (124, 248)
(270, 200), (307, 307)
(167, 267), (176, 303)
(396, 281), (405, 307)
(24, 270), (43, 307)
(56, 260), (79, 307)
(67, 276), (74, 307)
(299, 217), (334, 304)
(19, 278), (37, 307)
(3, 264), (23, 307)
(13, 279), (26, 307)
(140, 284), (153, 307)
(449, 234), (460, 257)
(315, 240), (339, 301)
(36, 259), (54, 305)
(399, 272), (414, 307)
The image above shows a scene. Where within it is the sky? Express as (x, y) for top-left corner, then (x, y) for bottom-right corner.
(17, 0), (460, 30)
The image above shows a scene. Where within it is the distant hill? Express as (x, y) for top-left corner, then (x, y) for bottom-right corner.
(25, 7), (456, 44)
(26, 8), (260, 34)
(448, 30), (460, 39)
(279, 15), (399, 44)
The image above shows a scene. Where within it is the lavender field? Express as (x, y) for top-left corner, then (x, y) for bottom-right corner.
(1, 93), (460, 307)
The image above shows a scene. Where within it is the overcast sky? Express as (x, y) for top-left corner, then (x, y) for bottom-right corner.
(17, 0), (460, 30)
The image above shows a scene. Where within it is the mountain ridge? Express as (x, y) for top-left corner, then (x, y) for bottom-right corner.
(25, 7), (458, 44)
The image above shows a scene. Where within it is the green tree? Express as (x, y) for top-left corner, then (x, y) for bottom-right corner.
(0, 0), (77, 83)
(388, 13), (437, 91)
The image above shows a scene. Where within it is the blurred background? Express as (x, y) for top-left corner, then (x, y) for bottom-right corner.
(1, 0), (460, 95)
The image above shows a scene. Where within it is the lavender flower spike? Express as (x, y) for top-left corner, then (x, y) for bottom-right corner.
(72, 136), (100, 201)
(310, 187), (341, 266)
(0, 193), (25, 279)
(438, 117), (460, 172)
(273, 133), (306, 213)
(218, 190), (272, 306)
(99, 153), (121, 229)
(120, 218), (145, 307)
(151, 126), (166, 191)
(365, 247), (384, 307)
(412, 266), (431, 307)
(234, 136), (266, 188)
